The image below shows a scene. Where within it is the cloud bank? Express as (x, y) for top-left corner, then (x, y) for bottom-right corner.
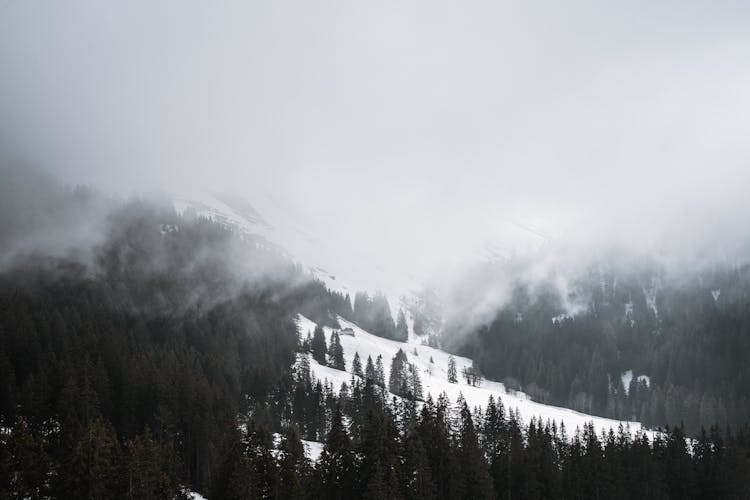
(1, 0), (749, 287)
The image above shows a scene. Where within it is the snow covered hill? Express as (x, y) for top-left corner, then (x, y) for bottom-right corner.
(173, 192), (419, 315)
(296, 314), (648, 448)
(176, 192), (650, 453)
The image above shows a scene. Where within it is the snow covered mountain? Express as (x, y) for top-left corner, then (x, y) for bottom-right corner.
(173, 191), (420, 315)
(296, 314), (649, 446)
(172, 191), (552, 338)
(174, 192), (651, 455)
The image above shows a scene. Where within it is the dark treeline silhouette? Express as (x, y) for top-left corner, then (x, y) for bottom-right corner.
(6, 367), (750, 499)
(447, 266), (750, 435)
(0, 172), (352, 496)
(352, 291), (408, 342)
(232, 343), (750, 500)
(1, 170), (749, 498)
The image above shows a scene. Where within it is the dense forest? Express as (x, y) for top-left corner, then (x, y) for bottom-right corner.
(444, 260), (750, 435)
(0, 170), (343, 495)
(1, 170), (750, 498)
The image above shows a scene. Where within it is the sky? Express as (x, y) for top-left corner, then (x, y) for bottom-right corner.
(2, 1), (750, 285)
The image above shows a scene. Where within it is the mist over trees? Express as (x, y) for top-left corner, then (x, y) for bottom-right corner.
(352, 291), (405, 341)
(446, 264), (750, 434)
(1, 168), (750, 498)
(0, 169), (353, 494)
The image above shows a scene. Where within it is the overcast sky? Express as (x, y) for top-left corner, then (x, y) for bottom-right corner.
(2, 1), (750, 281)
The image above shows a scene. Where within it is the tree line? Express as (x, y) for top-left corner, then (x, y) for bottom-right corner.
(448, 267), (750, 435)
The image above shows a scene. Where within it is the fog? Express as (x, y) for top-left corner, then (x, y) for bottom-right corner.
(2, 1), (750, 294)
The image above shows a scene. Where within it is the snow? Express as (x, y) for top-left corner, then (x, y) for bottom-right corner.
(297, 314), (648, 437)
(621, 370), (633, 393)
(186, 492), (207, 500)
(551, 313), (573, 325)
(173, 192), (417, 315)
(621, 370), (650, 395)
(302, 439), (325, 462)
(624, 301), (635, 327)
(643, 286), (659, 319)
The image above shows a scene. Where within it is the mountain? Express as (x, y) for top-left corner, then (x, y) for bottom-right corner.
(172, 191), (653, 437)
(296, 314), (646, 438)
(1, 172), (749, 498)
(173, 191), (417, 316)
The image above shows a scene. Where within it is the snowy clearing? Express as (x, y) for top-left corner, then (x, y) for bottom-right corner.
(298, 314), (648, 438)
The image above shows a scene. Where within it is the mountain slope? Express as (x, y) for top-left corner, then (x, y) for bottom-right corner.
(297, 314), (647, 438)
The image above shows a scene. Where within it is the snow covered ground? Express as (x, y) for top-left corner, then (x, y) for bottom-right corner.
(621, 369), (651, 395)
(298, 314), (647, 440)
(173, 192), (419, 312)
(301, 439), (324, 462)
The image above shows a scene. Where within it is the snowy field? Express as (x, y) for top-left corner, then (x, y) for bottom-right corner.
(298, 314), (647, 441)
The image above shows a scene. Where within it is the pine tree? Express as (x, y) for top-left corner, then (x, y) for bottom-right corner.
(247, 420), (278, 499)
(418, 395), (463, 500)
(296, 353), (311, 386)
(317, 405), (355, 500)
(278, 425), (310, 500)
(365, 355), (376, 383)
(353, 291), (371, 326)
(408, 363), (423, 401)
(122, 429), (180, 500)
(344, 293), (353, 319)
(3, 416), (51, 499)
(401, 432), (437, 500)
(56, 417), (122, 499)
(302, 330), (312, 352)
(389, 349), (408, 396)
(358, 409), (400, 500)
(352, 352), (364, 378)
(375, 355), (386, 388)
(448, 356), (458, 384)
(457, 401), (495, 499)
(311, 324), (327, 365)
(213, 424), (257, 500)
(396, 309), (409, 342)
(329, 331), (346, 371)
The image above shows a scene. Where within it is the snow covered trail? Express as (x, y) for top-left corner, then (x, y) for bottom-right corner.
(297, 314), (647, 438)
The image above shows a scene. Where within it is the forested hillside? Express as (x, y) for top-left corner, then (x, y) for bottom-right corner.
(447, 261), (750, 434)
(0, 172), (346, 495)
(1, 171), (750, 498)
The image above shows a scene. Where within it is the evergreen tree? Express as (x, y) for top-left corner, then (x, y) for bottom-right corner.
(358, 409), (401, 500)
(418, 395), (463, 500)
(396, 309), (409, 342)
(317, 405), (355, 500)
(122, 429), (180, 500)
(2, 416), (51, 499)
(213, 425), (257, 500)
(344, 293), (353, 319)
(365, 355), (376, 383)
(311, 324), (327, 365)
(389, 349), (409, 396)
(353, 291), (397, 340)
(352, 352), (364, 378)
(278, 425), (310, 500)
(408, 363), (423, 401)
(296, 353), (312, 386)
(448, 356), (458, 384)
(353, 291), (371, 326)
(457, 401), (495, 499)
(56, 417), (122, 499)
(375, 355), (386, 388)
(401, 432), (437, 500)
(329, 331), (346, 371)
(247, 421), (278, 499)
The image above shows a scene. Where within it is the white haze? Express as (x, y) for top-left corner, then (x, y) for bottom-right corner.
(2, 0), (750, 298)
